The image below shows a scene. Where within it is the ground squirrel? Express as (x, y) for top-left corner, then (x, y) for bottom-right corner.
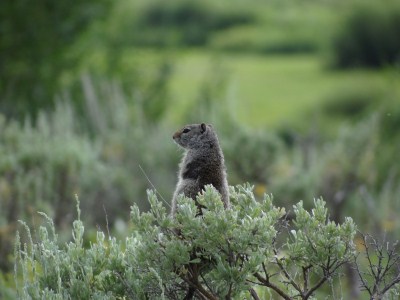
(171, 123), (229, 216)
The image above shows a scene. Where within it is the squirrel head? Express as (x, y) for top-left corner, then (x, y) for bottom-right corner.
(173, 123), (216, 150)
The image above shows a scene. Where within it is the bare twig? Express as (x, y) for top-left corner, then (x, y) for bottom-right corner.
(249, 287), (261, 300)
(253, 272), (292, 300)
(102, 204), (110, 238)
(355, 233), (400, 299)
(139, 164), (171, 208)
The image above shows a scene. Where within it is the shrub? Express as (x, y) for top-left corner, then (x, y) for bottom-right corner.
(0, 78), (179, 272)
(16, 185), (358, 299)
(320, 86), (379, 119)
(331, 2), (400, 68)
(224, 128), (283, 185)
(269, 114), (400, 245)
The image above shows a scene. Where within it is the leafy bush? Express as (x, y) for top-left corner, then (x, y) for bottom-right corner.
(224, 128), (283, 185)
(271, 116), (400, 229)
(320, 86), (380, 119)
(0, 78), (179, 272)
(331, 2), (400, 68)
(16, 185), (359, 299)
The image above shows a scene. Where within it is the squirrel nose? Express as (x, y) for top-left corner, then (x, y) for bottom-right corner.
(173, 132), (181, 139)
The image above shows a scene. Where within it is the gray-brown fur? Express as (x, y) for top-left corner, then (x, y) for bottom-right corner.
(171, 123), (229, 216)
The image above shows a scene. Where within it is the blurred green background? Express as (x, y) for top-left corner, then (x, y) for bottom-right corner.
(1, 0), (400, 298)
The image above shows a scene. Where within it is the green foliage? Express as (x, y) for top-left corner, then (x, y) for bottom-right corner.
(0, 272), (15, 300)
(0, 108), (102, 270)
(0, 0), (112, 118)
(130, 186), (285, 298)
(0, 0), (175, 121)
(224, 128), (283, 184)
(271, 115), (400, 234)
(15, 185), (358, 299)
(2, 75), (399, 297)
(0, 78), (179, 272)
(320, 85), (380, 120)
(331, 1), (400, 68)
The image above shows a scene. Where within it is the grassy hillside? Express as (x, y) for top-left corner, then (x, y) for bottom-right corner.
(168, 51), (397, 128)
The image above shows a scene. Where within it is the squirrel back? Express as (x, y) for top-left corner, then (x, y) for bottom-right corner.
(171, 123), (229, 216)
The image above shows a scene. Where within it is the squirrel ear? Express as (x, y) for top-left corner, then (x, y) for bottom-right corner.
(200, 123), (207, 133)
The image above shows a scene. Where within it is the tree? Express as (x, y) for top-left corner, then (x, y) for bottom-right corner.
(0, 0), (111, 119)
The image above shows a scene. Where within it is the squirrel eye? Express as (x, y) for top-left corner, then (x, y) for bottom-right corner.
(182, 128), (190, 133)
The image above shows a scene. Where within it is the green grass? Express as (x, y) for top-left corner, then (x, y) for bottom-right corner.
(168, 50), (396, 128)
(104, 0), (400, 129)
